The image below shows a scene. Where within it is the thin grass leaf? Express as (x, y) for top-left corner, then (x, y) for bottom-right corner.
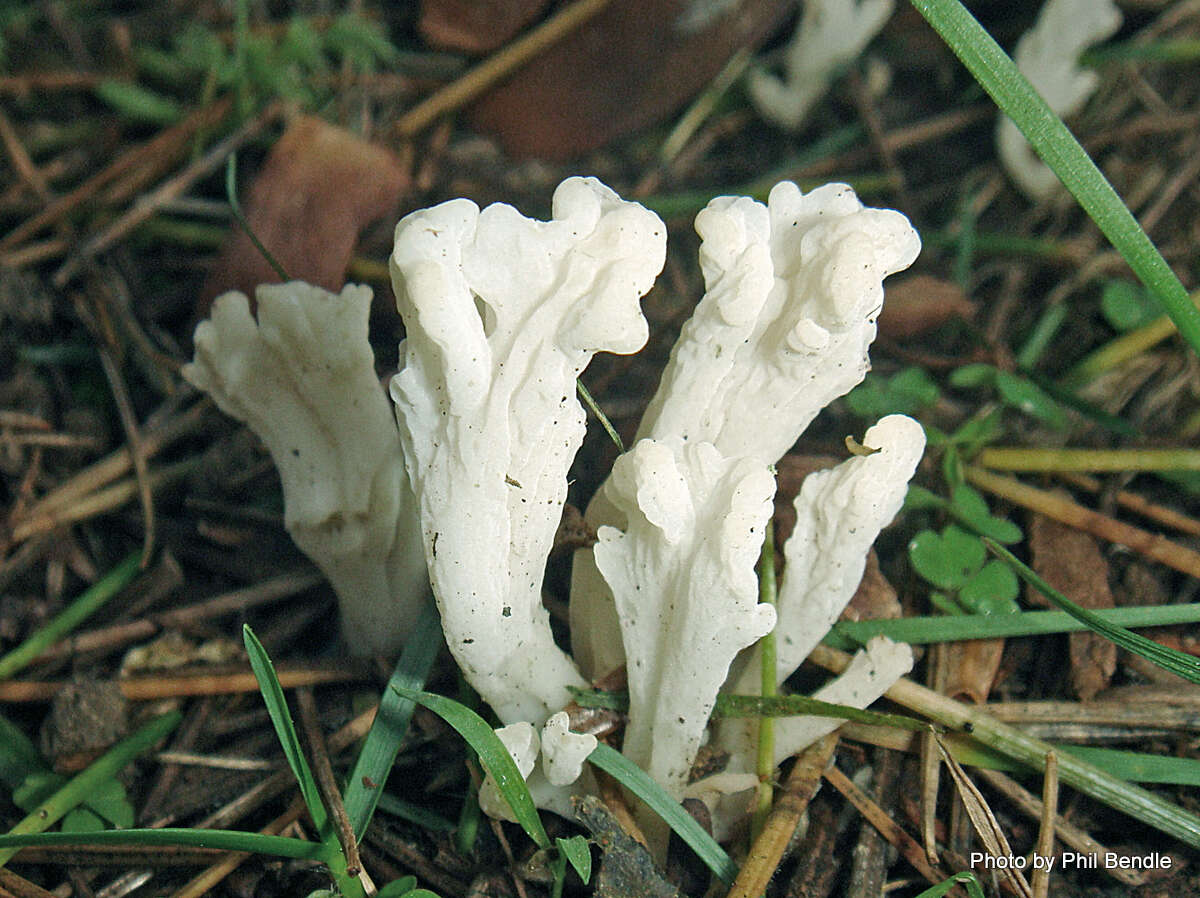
(94, 80), (183, 125)
(824, 601), (1200, 649)
(374, 794), (457, 832)
(345, 599), (442, 838)
(576, 380), (623, 452)
(983, 539), (1200, 684)
(586, 743), (737, 884)
(393, 688), (549, 849)
(0, 827), (327, 859)
(910, 0), (1200, 358)
(1065, 745), (1200, 787)
(818, 645), (1200, 850)
(225, 154), (289, 280)
(0, 552), (141, 680)
(0, 710), (181, 866)
(242, 624), (327, 833)
(569, 687), (928, 731)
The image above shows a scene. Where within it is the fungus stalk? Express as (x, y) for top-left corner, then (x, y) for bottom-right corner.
(389, 177), (666, 725)
(185, 282), (427, 656)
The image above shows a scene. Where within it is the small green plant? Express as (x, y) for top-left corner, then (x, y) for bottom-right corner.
(948, 363), (1069, 429)
(99, 11), (399, 123)
(905, 484), (1022, 616)
(845, 366), (941, 420)
(1099, 279), (1162, 333)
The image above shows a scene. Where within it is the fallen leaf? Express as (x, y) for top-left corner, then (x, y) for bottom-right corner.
(200, 115), (409, 313)
(1028, 512), (1117, 700)
(419, 0), (550, 54)
(877, 274), (976, 340)
(467, 0), (789, 159)
(843, 549), (902, 623)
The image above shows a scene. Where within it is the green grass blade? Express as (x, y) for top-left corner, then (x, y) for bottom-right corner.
(1064, 745), (1200, 787)
(586, 743), (737, 884)
(910, 0), (1200, 358)
(0, 710), (181, 866)
(344, 599), (442, 838)
(0, 552), (141, 680)
(0, 827), (327, 859)
(225, 155), (289, 280)
(374, 794), (457, 832)
(824, 602), (1200, 648)
(569, 687), (928, 732)
(241, 624), (327, 833)
(393, 688), (549, 849)
(983, 539), (1200, 684)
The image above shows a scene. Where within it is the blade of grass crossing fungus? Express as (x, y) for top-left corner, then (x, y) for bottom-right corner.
(983, 539), (1200, 684)
(242, 625), (328, 833)
(393, 687), (550, 849)
(0, 710), (181, 866)
(586, 743), (738, 884)
(345, 599), (443, 838)
(909, 0), (1200, 358)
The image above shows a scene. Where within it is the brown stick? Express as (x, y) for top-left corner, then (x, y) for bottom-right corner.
(296, 687), (364, 879)
(0, 98), (232, 252)
(725, 733), (839, 898)
(0, 662), (368, 703)
(36, 567), (322, 662)
(965, 466), (1200, 579)
(823, 764), (952, 890)
(53, 102), (281, 285)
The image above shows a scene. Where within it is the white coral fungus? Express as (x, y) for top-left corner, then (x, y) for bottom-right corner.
(184, 282), (426, 656)
(389, 177), (666, 725)
(572, 181), (922, 681)
(594, 438), (777, 798)
(996, 0), (1122, 199)
(749, 0), (895, 131)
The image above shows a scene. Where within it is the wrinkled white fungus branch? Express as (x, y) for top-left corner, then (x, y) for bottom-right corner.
(389, 177), (666, 725)
(749, 414), (924, 688)
(718, 415), (924, 770)
(996, 0), (1122, 200)
(749, 0), (895, 131)
(478, 712), (599, 823)
(184, 282), (426, 656)
(594, 438), (777, 798)
(572, 182), (921, 681)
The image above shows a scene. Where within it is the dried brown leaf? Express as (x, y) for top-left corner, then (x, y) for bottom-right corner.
(877, 274), (976, 340)
(1028, 512), (1118, 700)
(466, 0), (789, 159)
(200, 116), (409, 313)
(419, 0), (550, 54)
